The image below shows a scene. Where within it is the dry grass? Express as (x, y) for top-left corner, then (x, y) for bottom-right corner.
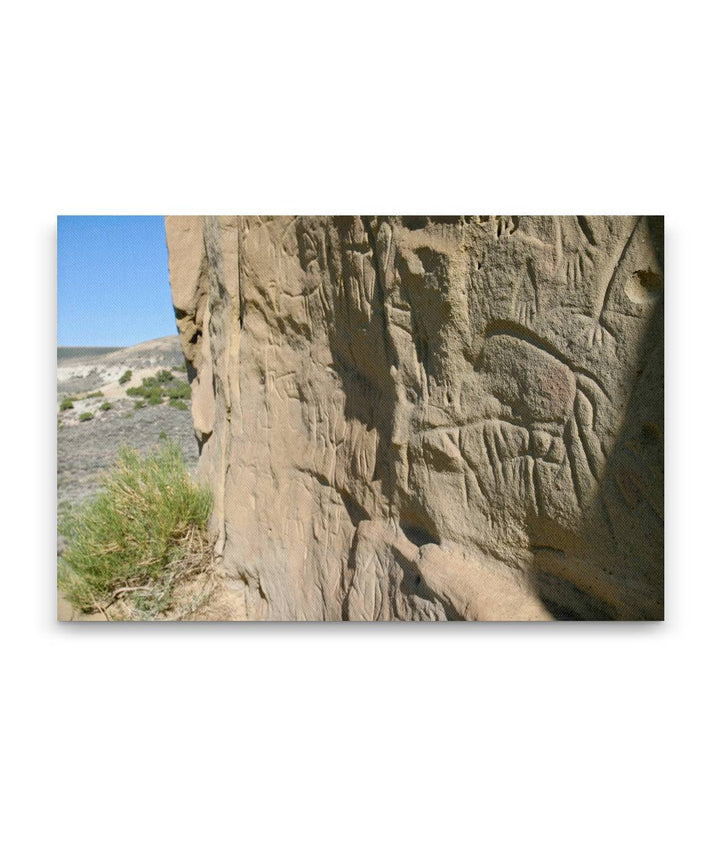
(58, 443), (213, 620)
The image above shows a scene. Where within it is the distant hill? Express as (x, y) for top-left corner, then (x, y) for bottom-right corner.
(57, 346), (122, 363)
(57, 335), (186, 396)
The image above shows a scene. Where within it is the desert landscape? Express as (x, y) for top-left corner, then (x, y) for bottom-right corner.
(57, 336), (196, 506)
(58, 215), (663, 621)
(57, 337), (248, 620)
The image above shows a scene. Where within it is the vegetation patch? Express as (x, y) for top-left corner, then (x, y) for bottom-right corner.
(126, 379), (155, 397)
(168, 399), (188, 411)
(59, 398), (75, 412)
(119, 370), (132, 385)
(99, 401), (112, 411)
(167, 381), (191, 400)
(126, 373), (191, 405)
(78, 412), (94, 422)
(85, 390), (104, 399)
(58, 443), (213, 620)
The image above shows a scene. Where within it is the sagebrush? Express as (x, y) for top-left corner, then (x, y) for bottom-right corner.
(125, 373), (189, 405)
(58, 443), (213, 619)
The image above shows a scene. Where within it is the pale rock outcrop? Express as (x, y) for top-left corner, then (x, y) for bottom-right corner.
(165, 216), (664, 620)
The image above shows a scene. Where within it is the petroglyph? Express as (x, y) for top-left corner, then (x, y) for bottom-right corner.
(166, 215), (663, 620)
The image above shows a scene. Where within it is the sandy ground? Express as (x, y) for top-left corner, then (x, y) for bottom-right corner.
(56, 579), (247, 622)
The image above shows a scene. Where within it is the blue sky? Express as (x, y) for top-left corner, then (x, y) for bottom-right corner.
(57, 216), (178, 346)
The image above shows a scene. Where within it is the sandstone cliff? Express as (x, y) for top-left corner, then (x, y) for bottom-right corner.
(165, 216), (663, 620)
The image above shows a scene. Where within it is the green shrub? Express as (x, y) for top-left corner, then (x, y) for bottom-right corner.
(127, 382), (157, 398)
(59, 398), (74, 412)
(167, 381), (191, 400)
(126, 373), (191, 405)
(119, 370), (132, 385)
(78, 412), (94, 422)
(99, 401), (112, 411)
(168, 399), (188, 411)
(172, 365), (185, 373)
(58, 443), (212, 619)
(85, 390), (104, 399)
(129, 377), (160, 393)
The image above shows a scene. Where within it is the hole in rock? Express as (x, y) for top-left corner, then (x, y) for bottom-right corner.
(399, 523), (440, 548)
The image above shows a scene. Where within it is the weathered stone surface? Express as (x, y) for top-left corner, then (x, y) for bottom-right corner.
(165, 216), (663, 620)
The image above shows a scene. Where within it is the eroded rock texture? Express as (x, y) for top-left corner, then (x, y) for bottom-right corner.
(165, 216), (663, 620)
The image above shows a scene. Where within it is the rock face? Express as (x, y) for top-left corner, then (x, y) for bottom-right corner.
(165, 216), (663, 620)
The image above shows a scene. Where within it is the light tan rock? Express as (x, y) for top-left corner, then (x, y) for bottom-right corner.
(165, 216), (664, 620)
